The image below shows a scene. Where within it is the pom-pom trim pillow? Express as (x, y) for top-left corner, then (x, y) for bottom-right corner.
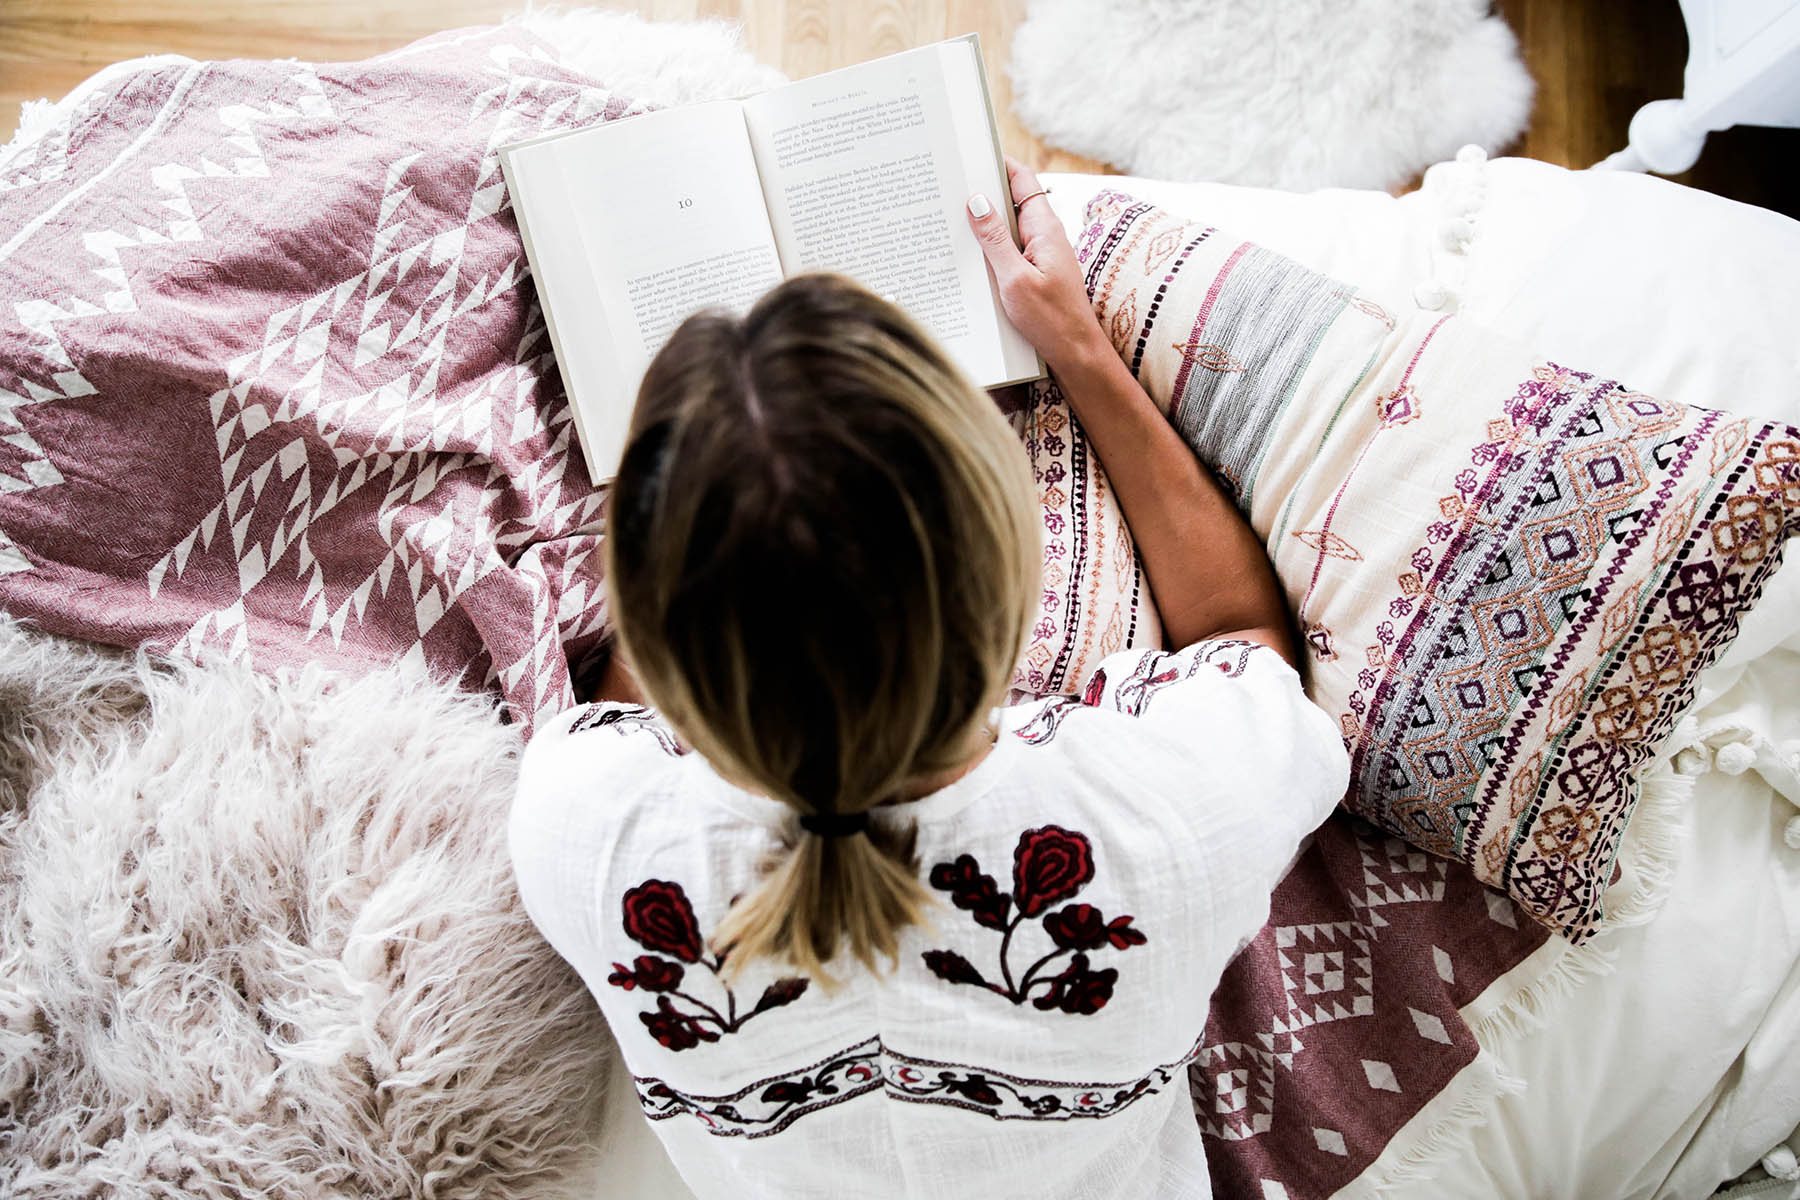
(1074, 188), (1800, 941)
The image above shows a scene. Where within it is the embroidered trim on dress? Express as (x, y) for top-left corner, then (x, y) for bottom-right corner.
(569, 703), (687, 756)
(885, 1037), (1202, 1121)
(633, 1035), (1204, 1137)
(1015, 695), (1085, 746)
(1015, 640), (1264, 746)
(635, 1039), (882, 1138)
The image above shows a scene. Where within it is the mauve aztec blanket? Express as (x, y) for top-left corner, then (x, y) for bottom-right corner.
(0, 27), (1550, 1196)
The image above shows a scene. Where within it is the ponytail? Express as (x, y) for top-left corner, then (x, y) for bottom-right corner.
(710, 816), (931, 985)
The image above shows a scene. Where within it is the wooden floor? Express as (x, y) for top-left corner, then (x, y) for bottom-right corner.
(2, 0), (1795, 215)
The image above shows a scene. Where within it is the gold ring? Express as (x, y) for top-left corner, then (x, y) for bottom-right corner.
(1013, 187), (1051, 209)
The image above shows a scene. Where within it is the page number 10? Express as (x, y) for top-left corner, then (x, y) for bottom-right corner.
(676, 198), (694, 210)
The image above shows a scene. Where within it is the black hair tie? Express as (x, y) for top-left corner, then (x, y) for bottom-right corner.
(798, 809), (871, 838)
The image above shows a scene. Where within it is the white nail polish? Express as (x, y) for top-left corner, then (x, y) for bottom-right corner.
(968, 193), (991, 218)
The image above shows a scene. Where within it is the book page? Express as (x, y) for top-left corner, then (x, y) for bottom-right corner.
(501, 102), (782, 480)
(741, 41), (1035, 387)
(933, 40), (1040, 383)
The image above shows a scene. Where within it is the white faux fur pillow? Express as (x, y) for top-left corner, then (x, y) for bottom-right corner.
(0, 618), (610, 1198)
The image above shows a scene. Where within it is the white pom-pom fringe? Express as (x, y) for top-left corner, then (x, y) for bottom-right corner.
(1764, 1144), (1800, 1181)
(1673, 744), (1711, 776)
(1716, 740), (1757, 775)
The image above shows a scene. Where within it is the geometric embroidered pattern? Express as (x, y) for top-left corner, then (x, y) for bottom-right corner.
(1345, 368), (1800, 937)
(1186, 812), (1548, 1200)
(1008, 376), (1159, 699)
(1191, 823), (1437, 1143)
(1072, 188), (1800, 944)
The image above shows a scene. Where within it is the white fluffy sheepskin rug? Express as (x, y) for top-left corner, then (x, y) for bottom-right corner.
(506, 6), (785, 106)
(0, 616), (610, 1197)
(1007, 0), (1535, 191)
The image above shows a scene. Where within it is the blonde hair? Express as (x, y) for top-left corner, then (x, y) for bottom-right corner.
(604, 273), (1040, 984)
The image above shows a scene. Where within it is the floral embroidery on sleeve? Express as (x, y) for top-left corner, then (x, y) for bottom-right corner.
(1015, 696), (1084, 745)
(570, 703), (687, 755)
(1111, 653), (1184, 716)
(1015, 641), (1266, 744)
(608, 879), (809, 1051)
(922, 826), (1146, 1015)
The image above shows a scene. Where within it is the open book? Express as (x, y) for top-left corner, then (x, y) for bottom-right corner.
(500, 34), (1044, 482)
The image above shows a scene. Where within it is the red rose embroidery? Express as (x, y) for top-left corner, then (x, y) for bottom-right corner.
(922, 826), (1143, 1015)
(927, 854), (1012, 930)
(1031, 954), (1117, 1015)
(922, 949), (992, 989)
(608, 955), (685, 993)
(1042, 904), (1108, 951)
(610, 877), (808, 1051)
(621, 879), (703, 963)
(641, 995), (721, 1052)
(1013, 826), (1095, 917)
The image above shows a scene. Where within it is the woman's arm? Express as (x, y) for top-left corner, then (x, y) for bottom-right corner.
(966, 159), (1297, 666)
(1049, 339), (1297, 665)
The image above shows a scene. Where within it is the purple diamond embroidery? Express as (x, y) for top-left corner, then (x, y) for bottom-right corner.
(1495, 608), (1530, 640)
(1586, 456), (1626, 488)
(1424, 750), (1457, 780)
(1541, 529), (1582, 562)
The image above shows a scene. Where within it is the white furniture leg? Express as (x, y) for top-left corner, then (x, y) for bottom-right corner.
(1597, 98), (1713, 174)
(1592, 0), (1800, 175)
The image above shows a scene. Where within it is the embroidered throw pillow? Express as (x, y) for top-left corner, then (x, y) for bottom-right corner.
(1004, 382), (1163, 698)
(1073, 188), (1800, 942)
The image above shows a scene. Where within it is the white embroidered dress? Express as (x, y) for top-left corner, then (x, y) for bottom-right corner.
(509, 639), (1348, 1199)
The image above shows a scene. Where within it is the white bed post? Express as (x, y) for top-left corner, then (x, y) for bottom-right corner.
(1593, 0), (1800, 174)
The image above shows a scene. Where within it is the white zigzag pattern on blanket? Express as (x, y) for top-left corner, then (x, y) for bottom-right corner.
(0, 36), (621, 727)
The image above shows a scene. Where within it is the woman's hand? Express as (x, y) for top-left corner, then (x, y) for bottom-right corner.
(966, 156), (1111, 376)
(968, 158), (1300, 667)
